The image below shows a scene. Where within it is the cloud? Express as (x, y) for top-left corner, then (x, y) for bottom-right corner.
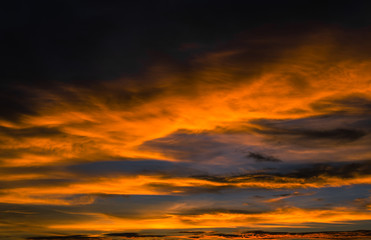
(286, 160), (371, 179)
(210, 233), (240, 238)
(0, 160), (370, 206)
(172, 207), (371, 229)
(26, 205), (371, 236)
(174, 208), (266, 216)
(264, 191), (315, 203)
(311, 94), (371, 114)
(1, 29), (371, 170)
(0, 126), (63, 138)
(67, 159), (200, 177)
(301, 128), (366, 141)
(27, 236), (103, 240)
(246, 152), (282, 163)
(139, 130), (245, 163)
(105, 232), (165, 238)
(252, 120), (367, 144)
(1, 26), (371, 239)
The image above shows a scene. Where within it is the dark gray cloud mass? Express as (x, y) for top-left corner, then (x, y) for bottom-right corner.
(246, 152), (282, 163)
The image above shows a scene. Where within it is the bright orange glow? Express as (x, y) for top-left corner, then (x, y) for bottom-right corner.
(46, 207), (371, 232)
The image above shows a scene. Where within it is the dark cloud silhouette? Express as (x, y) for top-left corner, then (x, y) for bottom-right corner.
(300, 128), (366, 141)
(287, 160), (371, 179)
(105, 232), (165, 238)
(249, 116), (369, 148)
(247, 152), (282, 162)
(211, 233), (240, 238)
(254, 125), (366, 143)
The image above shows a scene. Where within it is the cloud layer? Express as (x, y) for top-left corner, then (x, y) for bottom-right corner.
(1, 2), (371, 239)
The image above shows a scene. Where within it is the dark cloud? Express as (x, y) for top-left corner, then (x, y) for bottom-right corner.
(247, 152), (282, 163)
(273, 192), (311, 198)
(255, 124), (366, 143)
(251, 118), (369, 148)
(311, 94), (371, 114)
(176, 230), (371, 239)
(287, 160), (371, 179)
(192, 160), (371, 187)
(242, 230), (371, 237)
(0, 126), (63, 138)
(211, 233), (240, 238)
(105, 232), (165, 238)
(242, 96), (371, 148)
(300, 128), (366, 141)
(68, 159), (200, 177)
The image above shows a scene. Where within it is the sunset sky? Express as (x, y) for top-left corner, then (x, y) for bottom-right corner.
(1, 1), (371, 239)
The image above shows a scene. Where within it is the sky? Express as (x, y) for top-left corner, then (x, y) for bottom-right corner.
(1, 1), (371, 239)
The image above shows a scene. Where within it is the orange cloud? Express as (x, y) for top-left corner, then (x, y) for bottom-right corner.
(1, 173), (370, 205)
(1, 30), (370, 169)
(1, 30), (371, 239)
(44, 206), (371, 233)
